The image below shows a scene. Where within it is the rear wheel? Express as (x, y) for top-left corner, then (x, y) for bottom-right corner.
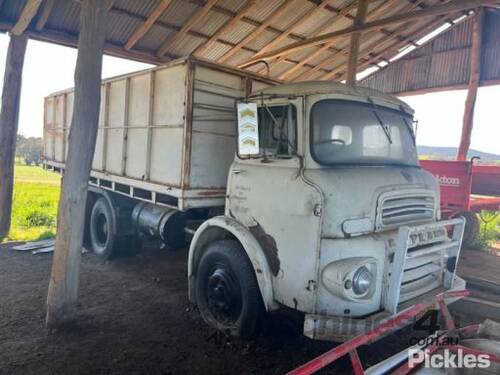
(89, 197), (142, 259)
(195, 240), (264, 339)
(459, 211), (479, 247)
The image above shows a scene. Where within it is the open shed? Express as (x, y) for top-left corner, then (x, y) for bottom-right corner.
(0, 0), (499, 327)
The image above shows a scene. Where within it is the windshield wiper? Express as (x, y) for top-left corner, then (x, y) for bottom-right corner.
(367, 97), (392, 144)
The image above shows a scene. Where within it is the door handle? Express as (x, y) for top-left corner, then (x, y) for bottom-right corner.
(232, 169), (245, 175)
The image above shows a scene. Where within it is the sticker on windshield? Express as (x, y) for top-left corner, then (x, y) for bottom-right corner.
(237, 102), (259, 155)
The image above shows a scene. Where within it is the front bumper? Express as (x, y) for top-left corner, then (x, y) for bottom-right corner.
(303, 276), (466, 342)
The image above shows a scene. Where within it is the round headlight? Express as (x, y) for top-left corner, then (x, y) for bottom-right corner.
(352, 266), (373, 295)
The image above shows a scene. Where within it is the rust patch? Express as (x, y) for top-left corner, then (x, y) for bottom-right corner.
(248, 221), (280, 276)
(196, 189), (226, 197)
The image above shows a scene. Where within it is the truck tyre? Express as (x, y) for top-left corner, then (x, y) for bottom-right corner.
(89, 197), (127, 259)
(195, 240), (264, 339)
(459, 211), (479, 248)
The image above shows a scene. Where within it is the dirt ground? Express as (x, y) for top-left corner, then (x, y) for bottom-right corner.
(0, 241), (466, 375)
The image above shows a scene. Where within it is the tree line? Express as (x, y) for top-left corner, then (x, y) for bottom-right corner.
(16, 134), (43, 165)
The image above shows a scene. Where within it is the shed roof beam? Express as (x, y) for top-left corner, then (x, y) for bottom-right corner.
(282, 0), (406, 81)
(240, 0), (500, 67)
(35, 0), (55, 31)
(157, 0), (218, 57)
(11, 0), (43, 35)
(217, 0), (297, 64)
(125, 0), (173, 51)
(248, 0), (332, 59)
(346, 0), (369, 85)
(324, 13), (456, 80)
(193, 0), (257, 56)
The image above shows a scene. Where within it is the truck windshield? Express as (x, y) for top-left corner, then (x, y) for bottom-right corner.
(310, 99), (418, 167)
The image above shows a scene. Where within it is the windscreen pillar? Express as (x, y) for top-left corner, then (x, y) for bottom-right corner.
(0, 34), (28, 241)
(46, 0), (109, 328)
(346, 0), (368, 86)
(457, 8), (483, 161)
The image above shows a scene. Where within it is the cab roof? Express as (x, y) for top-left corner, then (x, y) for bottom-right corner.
(253, 81), (413, 114)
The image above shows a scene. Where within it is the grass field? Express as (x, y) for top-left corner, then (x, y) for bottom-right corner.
(6, 165), (60, 242)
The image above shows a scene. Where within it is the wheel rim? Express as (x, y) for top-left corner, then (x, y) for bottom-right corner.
(205, 263), (242, 325)
(95, 213), (109, 246)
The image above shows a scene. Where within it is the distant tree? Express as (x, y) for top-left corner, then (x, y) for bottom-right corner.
(16, 135), (43, 166)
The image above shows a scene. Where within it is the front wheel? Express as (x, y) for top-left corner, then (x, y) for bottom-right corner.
(195, 240), (264, 339)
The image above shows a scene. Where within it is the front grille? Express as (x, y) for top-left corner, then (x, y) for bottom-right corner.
(381, 195), (435, 226)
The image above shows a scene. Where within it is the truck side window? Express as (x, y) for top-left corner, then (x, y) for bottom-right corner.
(257, 104), (297, 157)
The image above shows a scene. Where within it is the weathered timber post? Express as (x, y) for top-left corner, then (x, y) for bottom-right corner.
(346, 0), (368, 86)
(0, 34), (28, 241)
(457, 8), (483, 161)
(46, 0), (109, 327)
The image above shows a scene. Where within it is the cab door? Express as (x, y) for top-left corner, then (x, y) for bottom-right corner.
(227, 97), (322, 313)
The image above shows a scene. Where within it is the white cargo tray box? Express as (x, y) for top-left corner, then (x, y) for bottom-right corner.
(43, 57), (276, 210)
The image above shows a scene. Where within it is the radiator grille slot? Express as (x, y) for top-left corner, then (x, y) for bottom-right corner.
(381, 195), (435, 225)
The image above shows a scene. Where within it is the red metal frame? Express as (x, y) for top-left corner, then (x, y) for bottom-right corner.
(286, 290), (499, 375)
(420, 159), (500, 216)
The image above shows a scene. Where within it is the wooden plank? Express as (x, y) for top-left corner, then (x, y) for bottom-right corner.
(0, 34), (28, 241)
(321, 13), (449, 81)
(46, 0), (109, 328)
(124, 0), (173, 51)
(248, 0), (331, 59)
(457, 8), (483, 161)
(282, 0), (404, 81)
(240, 0), (499, 67)
(346, 0), (369, 85)
(35, 0), (55, 31)
(217, 0), (296, 64)
(11, 0), (43, 35)
(194, 0), (257, 57)
(157, 0), (218, 57)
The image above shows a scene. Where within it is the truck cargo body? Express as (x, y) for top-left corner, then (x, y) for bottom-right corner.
(43, 58), (274, 211)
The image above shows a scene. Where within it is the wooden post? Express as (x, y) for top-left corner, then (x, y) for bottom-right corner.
(457, 8), (483, 161)
(346, 0), (368, 86)
(0, 34), (28, 241)
(46, 0), (109, 327)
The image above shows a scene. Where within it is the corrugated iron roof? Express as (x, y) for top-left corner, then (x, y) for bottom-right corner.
(361, 8), (500, 94)
(0, 0), (497, 88)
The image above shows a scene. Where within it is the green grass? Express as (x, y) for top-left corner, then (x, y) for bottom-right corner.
(473, 211), (500, 251)
(5, 165), (60, 242)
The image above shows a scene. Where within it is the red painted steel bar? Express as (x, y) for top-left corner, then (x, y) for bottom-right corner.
(287, 290), (469, 375)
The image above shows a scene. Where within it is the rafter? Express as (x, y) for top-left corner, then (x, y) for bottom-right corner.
(35, 0), (55, 31)
(322, 13), (456, 81)
(295, 0), (422, 82)
(11, 0), (43, 36)
(157, 0), (218, 57)
(240, 0), (499, 67)
(280, 0), (400, 81)
(194, 0), (257, 57)
(253, 0), (359, 74)
(247, 0), (332, 60)
(347, 0), (369, 85)
(217, 0), (297, 64)
(125, 0), (173, 51)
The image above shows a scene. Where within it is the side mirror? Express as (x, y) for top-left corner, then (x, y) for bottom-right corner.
(237, 102), (259, 156)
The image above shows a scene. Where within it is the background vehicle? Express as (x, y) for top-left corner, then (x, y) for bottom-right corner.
(43, 57), (466, 341)
(420, 159), (500, 247)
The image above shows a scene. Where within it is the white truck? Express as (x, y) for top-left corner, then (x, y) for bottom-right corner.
(43, 57), (466, 341)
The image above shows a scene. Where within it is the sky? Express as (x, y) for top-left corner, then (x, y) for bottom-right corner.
(0, 34), (498, 155)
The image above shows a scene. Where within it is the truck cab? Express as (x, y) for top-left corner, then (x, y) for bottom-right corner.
(188, 81), (466, 341)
